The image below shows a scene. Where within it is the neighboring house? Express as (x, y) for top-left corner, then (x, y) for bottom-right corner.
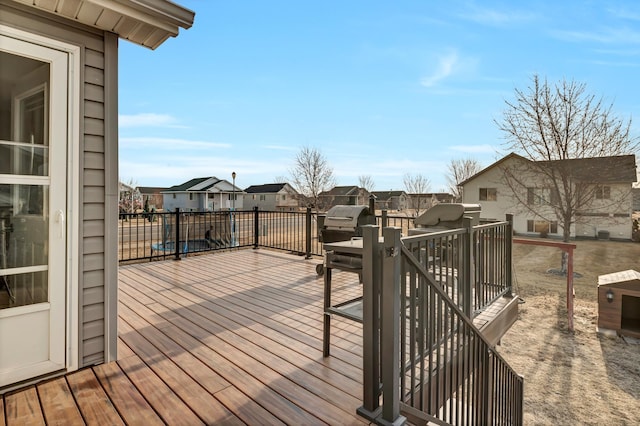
(0, 0), (193, 390)
(138, 186), (167, 211)
(405, 192), (454, 215)
(162, 177), (245, 212)
(371, 190), (408, 211)
(319, 186), (372, 209)
(460, 153), (637, 240)
(244, 183), (300, 211)
(633, 187), (640, 211)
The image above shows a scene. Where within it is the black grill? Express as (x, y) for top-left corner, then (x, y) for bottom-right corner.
(318, 205), (376, 243)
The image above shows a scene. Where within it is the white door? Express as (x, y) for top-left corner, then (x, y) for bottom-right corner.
(0, 36), (68, 387)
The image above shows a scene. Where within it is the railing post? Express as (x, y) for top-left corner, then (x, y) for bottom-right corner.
(462, 217), (474, 318)
(378, 227), (406, 426)
(305, 207), (312, 259)
(483, 350), (494, 424)
(174, 208), (181, 261)
(506, 214), (513, 297)
(357, 225), (382, 421)
(253, 206), (259, 249)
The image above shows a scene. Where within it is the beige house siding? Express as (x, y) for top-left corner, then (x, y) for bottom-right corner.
(462, 155), (635, 240)
(2, 2), (116, 367)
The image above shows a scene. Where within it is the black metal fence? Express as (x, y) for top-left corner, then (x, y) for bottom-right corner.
(363, 223), (523, 425)
(118, 208), (418, 264)
(401, 219), (513, 316)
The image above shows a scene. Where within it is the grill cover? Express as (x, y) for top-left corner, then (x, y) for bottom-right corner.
(413, 203), (481, 230)
(319, 205), (376, 243)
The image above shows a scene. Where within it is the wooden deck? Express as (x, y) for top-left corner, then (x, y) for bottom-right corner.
(1, 250), (370, 425)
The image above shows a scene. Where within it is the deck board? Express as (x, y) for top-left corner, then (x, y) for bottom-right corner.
(66, 368), (124, 425)
(2, 250), (372, 425)
(117, 354), (205, 426)
(37, 377), (85, 425)
(93, 361), (164, 425)
(4, 387), (45, 425)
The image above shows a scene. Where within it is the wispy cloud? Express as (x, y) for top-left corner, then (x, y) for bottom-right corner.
(421, 51), (460, 87)
(458, 6), (537, 26)
(550, 27), (640, 44)
(119, 156), (290, 187)
(120, 137), (231, 150)
(119, 113), (187, 128)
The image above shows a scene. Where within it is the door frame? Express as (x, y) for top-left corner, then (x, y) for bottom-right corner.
(0, 24), (81, 379)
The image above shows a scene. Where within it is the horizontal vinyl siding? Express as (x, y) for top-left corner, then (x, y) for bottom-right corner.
(81, 46), (107, 365)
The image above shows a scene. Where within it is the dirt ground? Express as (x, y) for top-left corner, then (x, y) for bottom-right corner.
(496, 239), (640, 425)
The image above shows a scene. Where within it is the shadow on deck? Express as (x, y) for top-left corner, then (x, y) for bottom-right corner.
(1, 248), (517, 425)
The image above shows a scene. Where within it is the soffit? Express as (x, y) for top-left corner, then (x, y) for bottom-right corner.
(11, 0), (194, 49)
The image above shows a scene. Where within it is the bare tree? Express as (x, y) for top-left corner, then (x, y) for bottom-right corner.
(496, 75), (639, 270)
(403, 173), (431, 217)
(289, 146), (336, 211)
(446, 158), (482, 202)
(273, 175), (288, 183)
(118, 177), (142, 214)
(358, 175), (375, 192)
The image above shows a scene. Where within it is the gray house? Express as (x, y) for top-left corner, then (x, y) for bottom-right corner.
(244, 183), (299, 211)
(319, 185), (372, 209)
(0, 0), (193, 391)
(371, 190), (408, 211)
(162, 177), (245, 212)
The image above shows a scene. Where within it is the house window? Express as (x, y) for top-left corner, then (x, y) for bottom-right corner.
(228, 194), (237, 200)
(479, 188), (497, 201)
(527, 188), (559, 205)
(527, 220), (558, 234)
(189, 193), (193, 201)
(282, 195), (286, 200)
(595, 185), (611, 199)
(252, 195), (256, 200)
(172, 194), (176, 199)
(260, 195), (266, 201)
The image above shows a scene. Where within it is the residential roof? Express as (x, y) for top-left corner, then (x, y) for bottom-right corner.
(459, 153), (527, 186)
(14, 0), (195, 50)
(138, 186), (168, 194)
(163, 177), (243, 193)
(460, 153), (637, 186)
(244, 183), (288, 194)
(321, 186), (361, 196)
(371, 191), (406, 201)
(166, 177), (215, 192)
(542, 155), (637, 183)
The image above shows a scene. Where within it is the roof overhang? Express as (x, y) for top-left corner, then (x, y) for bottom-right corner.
(11, 0), (194, 49)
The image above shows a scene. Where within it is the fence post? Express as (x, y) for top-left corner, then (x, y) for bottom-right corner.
(379, 227), (406, 426)
(381, 209), (388, 228)
(305, 207), (312, 259)
(462, 216), (474, 318)
(253, 206), (259, 249)
(506, 214), (513, 297)
(174, 208), (181, 261)
(483, 350), (494, 424)
(357, 225), (382, 421)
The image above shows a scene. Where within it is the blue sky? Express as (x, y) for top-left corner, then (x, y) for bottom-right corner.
(118, 1), (640, 192)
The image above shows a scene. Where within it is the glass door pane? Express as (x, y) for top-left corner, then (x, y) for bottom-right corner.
(0, 52), (50, 311)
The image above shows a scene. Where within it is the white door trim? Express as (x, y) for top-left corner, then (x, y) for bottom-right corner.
(0, 24), (81, 375)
